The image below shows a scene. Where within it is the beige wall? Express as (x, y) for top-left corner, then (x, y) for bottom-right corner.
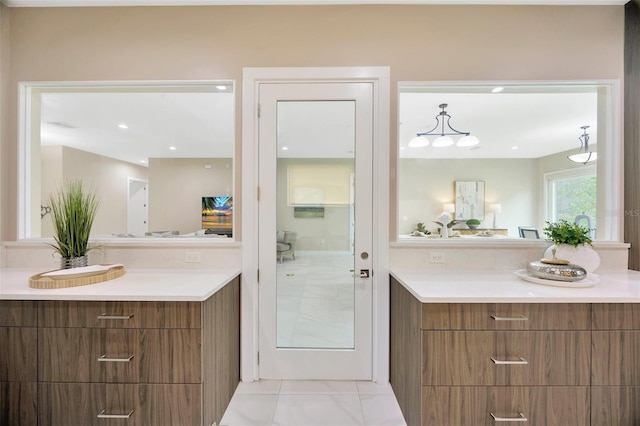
(148, 157), (233, 234)
(0, 5), (624, 241)
(398, 158), (537, 236)
(277, 158), (353, 251)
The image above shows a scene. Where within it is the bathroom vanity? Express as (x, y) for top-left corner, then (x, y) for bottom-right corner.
(390, 269), (640, 426)
(0, 268), (240, 426)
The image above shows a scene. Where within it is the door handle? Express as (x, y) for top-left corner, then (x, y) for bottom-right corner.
(360, 269), (370, 278)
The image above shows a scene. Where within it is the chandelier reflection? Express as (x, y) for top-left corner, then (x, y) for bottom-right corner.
(409, 103), (479, 148)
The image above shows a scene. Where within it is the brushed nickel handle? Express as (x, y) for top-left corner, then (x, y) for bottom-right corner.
(491, 357), (528, 365)
(98, 355), (134, 362)
(490, 315), (528, 321)
(490, 412), (527, 422)
(97, 409), (134, 419)
(97, 314), (134, 321)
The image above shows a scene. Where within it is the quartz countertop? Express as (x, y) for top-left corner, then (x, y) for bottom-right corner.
(390, 269), (640, 303)
(0, 267), (240, 301)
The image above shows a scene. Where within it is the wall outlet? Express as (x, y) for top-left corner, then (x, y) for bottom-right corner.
(429, 252), (445, 264)
(185, 251), (201, 263)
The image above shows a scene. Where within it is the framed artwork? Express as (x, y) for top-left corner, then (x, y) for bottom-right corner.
(294, 206), (325, 218)
(454, 181), (485, 220)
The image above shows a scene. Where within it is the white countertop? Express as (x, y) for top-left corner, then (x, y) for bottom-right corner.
(0, 267), (240, 301)
(390, 269), (640, 303)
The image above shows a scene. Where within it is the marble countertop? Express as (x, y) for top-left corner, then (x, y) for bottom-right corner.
(0, 267), (240, 301)
(390, 269), (640, 303)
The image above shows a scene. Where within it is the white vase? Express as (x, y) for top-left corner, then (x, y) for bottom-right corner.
(544, 244), (600, 273)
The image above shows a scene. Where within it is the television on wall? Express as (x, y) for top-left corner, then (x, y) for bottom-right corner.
(202, 196), (233, 237)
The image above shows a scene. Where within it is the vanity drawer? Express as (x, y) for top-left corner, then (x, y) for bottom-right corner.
(591, 386), (640, 426)
(0, 301), (37, 327)
(422, 331), (590, 386)
(591, 330), (640, 386)
(38, 300), (201, 329)
(0, 381), (37, 426)
(421, 386), (590, 426)
(38, 382), (201, 426)
(592, 303), (640, 330)
(421, 303), (591, 331)
(0, 327), (38, 382)
(38, 328), (201, 383)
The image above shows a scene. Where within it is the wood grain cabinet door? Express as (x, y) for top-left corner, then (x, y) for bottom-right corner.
(421, 386), (590, 426)
(422, 331), (495, 386)
(591, 386), (640, 426)
(592, 331), (640, 386)
(38, 328), (201, 384)
(38, 301), (201, 329)
(38, 383), (202, 426)
(494, 331), (591, 386)
(0, 381), (37, 426)
(0, 301), (37, 327)
(0, 327), (37, 382)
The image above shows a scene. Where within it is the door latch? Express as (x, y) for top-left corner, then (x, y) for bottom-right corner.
(360, 269), (370, 278)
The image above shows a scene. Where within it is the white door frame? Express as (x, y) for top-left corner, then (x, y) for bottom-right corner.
(241, 67), (390, 383)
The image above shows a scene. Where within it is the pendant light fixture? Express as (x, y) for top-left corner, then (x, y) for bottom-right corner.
(409, 103), (479, 148)
(567, 125), (597, 164)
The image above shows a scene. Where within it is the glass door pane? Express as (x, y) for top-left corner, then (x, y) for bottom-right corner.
(275, 100), (356, 349)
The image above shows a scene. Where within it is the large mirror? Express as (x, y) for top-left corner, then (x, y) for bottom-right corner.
(20, 81), (235, 239)
(397, 81), (620, 242)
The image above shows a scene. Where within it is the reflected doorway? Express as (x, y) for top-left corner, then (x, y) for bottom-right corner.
(127, 178), (148, 236)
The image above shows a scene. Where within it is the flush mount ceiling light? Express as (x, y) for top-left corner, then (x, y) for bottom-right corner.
(568, 125), (597, 164)
(410, 103), (479, 149)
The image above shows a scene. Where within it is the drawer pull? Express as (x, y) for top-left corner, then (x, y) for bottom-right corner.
(490, 315), (528, 321)
(97, 314), (134, 321)
(490, 412), (527, 422)
(98, 354), (134, 362)
(491, 357), (528, 365)
(97, 409), (134, 419)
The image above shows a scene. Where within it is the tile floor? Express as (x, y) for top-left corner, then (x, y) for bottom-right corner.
(220, 380), (407, 426)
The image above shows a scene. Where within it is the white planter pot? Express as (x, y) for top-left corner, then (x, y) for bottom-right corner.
(544, 244), (600, 273)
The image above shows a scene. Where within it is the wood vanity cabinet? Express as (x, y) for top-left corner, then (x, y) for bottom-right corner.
(390, 277), (591, 426)
(591, 303), (640, 425)
(0, 276), (240, 426)
(0, 301), (38, 426)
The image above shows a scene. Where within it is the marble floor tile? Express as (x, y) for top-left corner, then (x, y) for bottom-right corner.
(271, 394), (364, 426)
(219, 394), (278, 426)
(234, 380), (282, 395)
(360, 394), (406, 426)
(279, 380), (358, 394)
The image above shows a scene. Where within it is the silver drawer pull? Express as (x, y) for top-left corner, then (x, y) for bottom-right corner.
(97, 409), (134, 419)
(490, 315), (528, 321)
(490, 412), (527, 422)
(97, 314), (134, 321)
(491, 357), (528, 365)
(98, 354), (134, 362)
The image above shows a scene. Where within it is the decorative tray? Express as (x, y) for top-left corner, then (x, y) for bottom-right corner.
(514, 269), (598, 288)
(29, 264), (126, 289)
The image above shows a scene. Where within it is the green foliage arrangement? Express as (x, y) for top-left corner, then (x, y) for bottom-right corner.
(466, 218), (481, 226)
(48, 180), (99, 259)
(415, 222), (430, 234)
(543, 219), (592, 247)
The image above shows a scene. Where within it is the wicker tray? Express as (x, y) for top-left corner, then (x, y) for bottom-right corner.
(29, 264), (126, 289)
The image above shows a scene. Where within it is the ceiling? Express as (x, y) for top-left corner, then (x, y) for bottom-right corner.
(37, 83), (601, 164)
(0, 0), (628, 6)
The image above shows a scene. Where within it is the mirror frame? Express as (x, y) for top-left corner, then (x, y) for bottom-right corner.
(18, 80), (237, 242)
(396, 79), (622, 243)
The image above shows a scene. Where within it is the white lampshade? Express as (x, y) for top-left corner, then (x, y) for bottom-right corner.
(432, 136), (454, 147)
(489, 203), (502, 213)
(456, 135), (480, 147)
(408, 135), (429, 148)
(443, 203), (455, 213)
(568, 151), (597, 164)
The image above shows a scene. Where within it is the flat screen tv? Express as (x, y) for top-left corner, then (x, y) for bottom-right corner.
(202, 196), (233, 237)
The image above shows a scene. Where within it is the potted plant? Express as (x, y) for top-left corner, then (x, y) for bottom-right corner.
(48, 180), (99, 269)
(542, 219), (599, 272)
(465, 218), (481, 230)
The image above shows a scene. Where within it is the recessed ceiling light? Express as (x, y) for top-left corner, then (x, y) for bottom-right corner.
(216, 85), (227, 91)
(169, 146), (177, 151)
(118, 123), (128, 129)
(139, 160), (146, 164)
(491, 87), (504, 93)
(512, 146), (519, 150)
(282, 146), (289, 151)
